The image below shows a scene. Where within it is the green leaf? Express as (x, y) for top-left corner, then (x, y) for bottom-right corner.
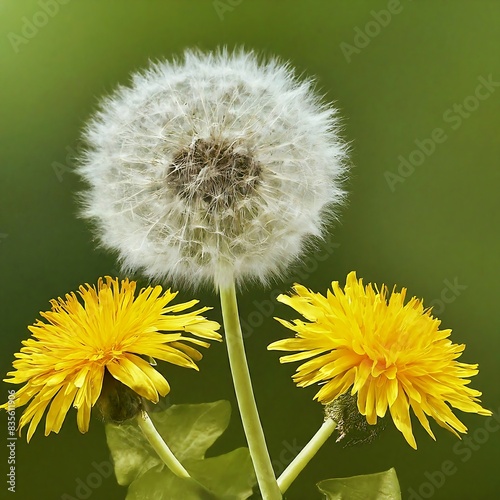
(105, 400), (231, 485)
(125, 464), (217, 500)
(317, 468), (401, 500)
(148, 400), (231, 461)
(105, 418), (158, 486)
(185, 448), (255, 499)
(126, 448), (255, 500)
(105, 400), (256, 499)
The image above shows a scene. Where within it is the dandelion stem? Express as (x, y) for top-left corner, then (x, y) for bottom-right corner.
(137, 410), (217, 498)
(220, 282), (282, 500)
(136, 410), (190, 479)
(277, 418), (337, 493)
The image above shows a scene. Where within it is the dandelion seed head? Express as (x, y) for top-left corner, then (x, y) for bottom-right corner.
(77, 48), (348, 288)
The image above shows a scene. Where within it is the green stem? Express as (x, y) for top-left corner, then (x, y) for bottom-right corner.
(278, 418), (337, 494)
(136, 409), (190, 479)
(220, 282), (282, 500)
(137, 409), (217, 499)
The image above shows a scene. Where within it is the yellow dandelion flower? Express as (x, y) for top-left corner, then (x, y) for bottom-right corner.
(268, 271), (491, 449)
(2, 277), (221, 442)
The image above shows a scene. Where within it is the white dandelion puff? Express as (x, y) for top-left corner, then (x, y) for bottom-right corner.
(77, 48), (349, 289)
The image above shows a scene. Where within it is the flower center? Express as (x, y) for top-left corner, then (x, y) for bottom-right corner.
(90, 347), (122, 365)
(168, 138), (261, 209)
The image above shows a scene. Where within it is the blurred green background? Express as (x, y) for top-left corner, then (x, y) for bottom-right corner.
(1, 1), (500, 499)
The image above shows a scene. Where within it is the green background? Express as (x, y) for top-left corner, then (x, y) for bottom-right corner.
(1, 1), (499, 499)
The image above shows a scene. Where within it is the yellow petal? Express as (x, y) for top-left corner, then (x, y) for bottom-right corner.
(45, 385), (78, 435)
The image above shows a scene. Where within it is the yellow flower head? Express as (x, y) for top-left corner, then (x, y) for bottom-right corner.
(268, 271), (491, 449)
(2, 277), (221, 441)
